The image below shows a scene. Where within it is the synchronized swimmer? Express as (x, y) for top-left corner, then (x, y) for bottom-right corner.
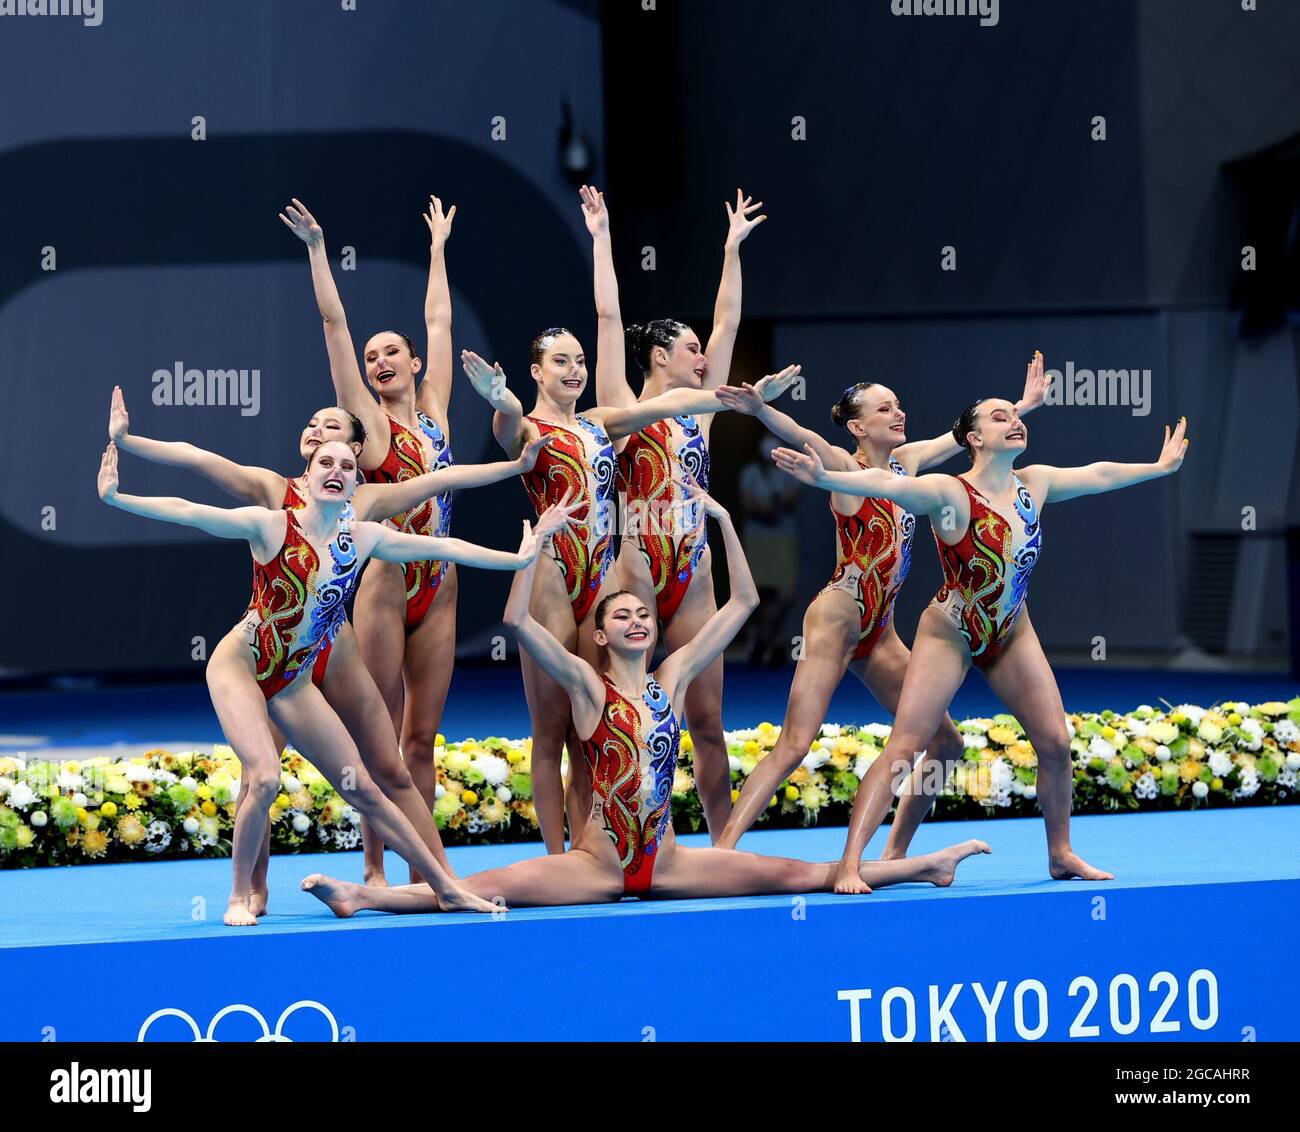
(98, 185), (1189, 923)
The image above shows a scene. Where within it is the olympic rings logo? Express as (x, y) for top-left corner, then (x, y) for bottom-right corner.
(137, 1000), (340, 1042)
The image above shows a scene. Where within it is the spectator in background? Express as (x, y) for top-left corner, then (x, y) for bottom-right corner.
(737, 429), (801, 665)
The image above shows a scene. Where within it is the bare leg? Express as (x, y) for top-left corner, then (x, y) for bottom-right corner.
(320, 625), (455, 880)
(833, 610), (970, 893)
(352, 563), (408, 886)
(303, 841), (624, 918)
(982, 613), (1114, 881)
(716, 590), (859, 849)
(206, 640), (280, 927)
(268, 681), (498, 914)
(396, 568), (458, 883)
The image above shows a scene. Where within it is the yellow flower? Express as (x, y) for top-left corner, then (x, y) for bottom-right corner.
(987, 725), (1018, 746)
(0, 758), (19, 775)
(829, 752), (851, 771)
(195, 784), (214, 800)
(1211, 777), (1224, 791)
(65, 829), (80, 847)
(15, 825), (35, 849)
(672, 769), (694, 796)
(436, 733), (447, 747)
(82, 829), (109, 858)
(1227, 712), (1242, 726)
(800, 784), (826, 811)
(783, 785), (799, 802)
(680, 732), (694, 754)
(1186, 739), (1206, 759)
(834, 736), (861, 757)
(290, 789), (313, 811)
(75, 807), (89, 824)
(788, 767), (809, 786)
(506, 749), (523, 765)
(478, 798), (507, 825)
(115, 815), (147, 845)
(768, 795), (778, 808)
(1145, 722), (1179, 745)
(1100, 725), (1117, 741)
(1007, 740), (1037, 768)
(123, 792), (144, 811)
(274, 794), (291, 810)
(200, 801), (217, 817)
(1178, 759), (1200, 784)
(64, 760), (82, 774)
(513, 800), (538, 827)
(100, 801), (118, 819)
(1132, 737), (1157, 756)
(758, 721), (777, 735)
(730, 788), (741, 804)
(742, 740), (760, 757)
(1149, 765), (1163, 779)
(133, 781), (155, 798)
(461, 789), (478, 806)
(809, 738), (821, 751)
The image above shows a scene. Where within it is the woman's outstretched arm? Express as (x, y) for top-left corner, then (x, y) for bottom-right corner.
(418, 194), (456, 424)
(700, 188), (766, 393)
(1021, 417), (1188, 504)
(655, 483), (759, 700)
(460, 350), (531, 459)
(581, 184), (636, 411)
(108, 386), (283, 507)
(713, 378), (855, 472)
(772, 442), (961, 518)
(280, 199), (388, 463)
(597, 364), (799, 441)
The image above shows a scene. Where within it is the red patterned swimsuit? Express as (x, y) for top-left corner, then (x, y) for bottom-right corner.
(581, 674), (679, 895)
(366, 412), (454, 630)
(521, 415), (616, 623)
(820, 455), (915, 660)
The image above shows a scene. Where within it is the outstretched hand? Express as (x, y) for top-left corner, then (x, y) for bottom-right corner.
(1018, 350), (1047, 414)
(278, 198), (323, 246)
(517, 433), (555, 474)
(725, 188), (766, 248)
(109, 385), (129, 441)
(771, 443), (826, 487)
(423, 194), (457, 249)
(675, 471), (728, 525)
(461, 349), (508, 403)
(579, 184), (609, 238)
(97, 442), (119, 501)
(1156, 416), (1189, 474)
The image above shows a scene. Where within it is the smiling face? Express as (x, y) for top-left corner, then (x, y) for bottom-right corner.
(530, 331), (588, 403)
(964, 398), (1027, 461)
(306, 440), (359, 504)
(363, 332), (422, 399)
(593, 591), (656, 657)
(845, 384), (907, 449)
(657, 326), (708, 387)
(298, 406), (361, 462)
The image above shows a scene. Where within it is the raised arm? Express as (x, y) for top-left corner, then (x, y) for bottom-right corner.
(581, 184), (636, 410)
(108, 386), (283, 507)
(502, 522), (606, 734)
(460, 350), (531, 458)
(417, 195), (456, 423)
(367, 500), (581, 571)
(352, 435), (551, 523)
(894, 350), (1050, 473)
(772, 443), (961, 518)
(598, 364), (800, 441)
(1021, 418), (1188, 505)
(714, 376), (853, 472)
(700, 189), (766, 392)
(97, 443), (272, 544)
(280, 199), (388, 463)
(656, 484), (759, 700)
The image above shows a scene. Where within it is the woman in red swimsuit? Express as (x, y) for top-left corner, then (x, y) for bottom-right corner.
(300, 480), (988, 916)
(774, 404), (1189, 887)
(714, 354), (1047, 850)
(107, 388), (544, 911)
(98, 437), (574, 925)
(282, 196), (471, 885)
(461, 342), (797, 853)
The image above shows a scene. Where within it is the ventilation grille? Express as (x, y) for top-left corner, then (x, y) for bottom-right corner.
(1181, 533), (1241, 654)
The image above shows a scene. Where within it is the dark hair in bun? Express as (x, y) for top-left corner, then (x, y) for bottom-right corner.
(530, 327), (577, 367)
(951, 400), (985, 462)
(830, 382), (879, 429)
(625, 319), (689, 375)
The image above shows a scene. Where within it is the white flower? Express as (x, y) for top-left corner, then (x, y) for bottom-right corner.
(959, 719), (988, 733)
(71, 792), (88, 808)
(1273, 720), (1299, 745)
(341, 805), (360, 826)
(1240, 736), (1262, 752)
(0, 776), (12, 797)
(495, 786), (512, 803)
(1176, 704), (1206, 726)
(727, 755), (741, 773)
(153, 770), (177, 787)
(58, 771), (84, 792)
(1234, 767), (1260, 799)
(333, 827), (361, 850)
(179, 775), (198, 790)
(1135, 772), (1158, 800)
(1278, 769), (1297, 790)
(961, 732), (986, 750)
(1240, 718), (1264, 738)
(1197, 721), (1223, 744)
(472, 754), (510, 787)
(801, 748), (830, 771)
(1286, 752), (1300, 771)
(1065, 717), (1076, 738)
(989, 758), (1013, 791)
(434, 783), (445, 799)
(292, 813), (311, 834)
(1126, 718), (1148, 737)
(124, 764), (154, 783)
(1191, 781), (1209, 799)
(282, 773), (302, 794)
(861, 723), (892, 740)
(1024, 785), (1037, 800)
(1134, 704), (1155, 716)
(144, 820), (171, 853)
(1208, 751), (1234, 777)
(30, 810), (48, 828)
(852, 755), (873, 779)
(1088, 736), (1116, 760)
(6, 781), (36, 809)
(818, 724), (842, 739)
(1154, 745), (1172, 763)
(182, 817), (200, 834)
(1009, 778), (1025, 796)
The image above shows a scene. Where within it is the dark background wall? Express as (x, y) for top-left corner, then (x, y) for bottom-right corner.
(1, 0), (1297, 679)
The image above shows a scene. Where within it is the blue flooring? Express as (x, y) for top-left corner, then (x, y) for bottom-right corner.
(2, 664), (1297, 752)
(3, 808), (1296, 950)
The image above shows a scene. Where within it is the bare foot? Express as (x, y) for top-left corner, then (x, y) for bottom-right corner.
(878, 847), (906, 862)
(301, 874), (362, 918)
(1049, 851), (1114, 881)
(920, 840), (992, 887)
(436, 885), (507, 915)
(834, 860), (873, 895)
(362, 869), (389, 888)
(224, 898), (258, 927)
(249, 888), (268, 917)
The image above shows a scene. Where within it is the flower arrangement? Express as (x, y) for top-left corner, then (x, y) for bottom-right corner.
(1, 699), (1296, 867)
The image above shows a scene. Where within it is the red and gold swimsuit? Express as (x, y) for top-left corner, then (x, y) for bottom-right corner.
(521, 414), (615, 623)
(281, 478), (348, 688)
(617, 413), (710, 623)
(237, 508), (360, 701)
(931, 474), (1042, 668)
(581, 674), (679, 895)
(820, 455), (915, 660)
(366, 412), (454, 631)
